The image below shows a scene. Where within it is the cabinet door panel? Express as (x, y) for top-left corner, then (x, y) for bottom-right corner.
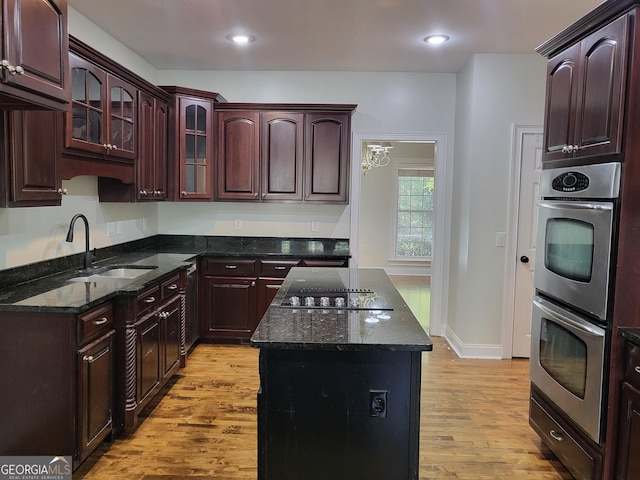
(304, 113), (349, 202)
(179, 98), (212, 199)
(66, 53), (107, 155)
(617, 382), (640, 480)
(217, 111), (260, 200)
(138, 92), (155, 197)
(78, 330), (114, 462)
(4, 110), (62, 206)
(575, 15), (627, 158)
(107, 75), (137, 160)
(202, 276), (256, 339)
(161, 296), (182, 378)
(261, 112), (303, 201)
(137, 315), (161, 403)
(3, 0), (69, 104)
(543, 45), (579, 162)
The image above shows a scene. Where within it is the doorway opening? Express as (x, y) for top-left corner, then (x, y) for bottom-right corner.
(350, 133), (449, 337)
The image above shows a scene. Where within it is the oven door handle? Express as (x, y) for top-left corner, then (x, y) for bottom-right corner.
(533, 298), (605, 338)
(538, 200), (613, 212)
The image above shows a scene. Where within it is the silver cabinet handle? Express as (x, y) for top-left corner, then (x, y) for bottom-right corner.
(94, 317), (108, 326)
(57, 188), (68, 195)
(275, 266), (286, 270)
(83, 355), (94, 362)
(549, 430), (563, 442)
(167, 284), (178, 290)
(225, 265), (237, 269)
(144, 296), (156, 304)
(635, 366), (640, 374)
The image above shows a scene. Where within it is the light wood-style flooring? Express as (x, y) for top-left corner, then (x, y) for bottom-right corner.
(75, 336), (571, 479)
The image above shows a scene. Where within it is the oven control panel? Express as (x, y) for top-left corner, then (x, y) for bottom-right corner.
(552, 171), (589, 192)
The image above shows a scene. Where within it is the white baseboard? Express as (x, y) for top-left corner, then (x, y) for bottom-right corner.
(384, 266), (431, 276)
(444, 326), (503, 359)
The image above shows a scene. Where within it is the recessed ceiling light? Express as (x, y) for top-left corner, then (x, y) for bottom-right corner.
(423, 34), (450, 46)
(226, 34), (255, 44)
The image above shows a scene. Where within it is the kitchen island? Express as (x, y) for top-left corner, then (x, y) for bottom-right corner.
(250, 267), (432, 480)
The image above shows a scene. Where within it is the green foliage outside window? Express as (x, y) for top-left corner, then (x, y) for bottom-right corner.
(396, 175), (434, 257)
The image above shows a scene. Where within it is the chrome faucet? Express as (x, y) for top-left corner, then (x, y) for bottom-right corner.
(66, 214), (96, 270)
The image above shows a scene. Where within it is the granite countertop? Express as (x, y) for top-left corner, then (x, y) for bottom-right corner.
(621, 327), (640, 347)
(0, 253), (195, 313)
(250, 267), (432, 352)
(0, 235), (351, 314)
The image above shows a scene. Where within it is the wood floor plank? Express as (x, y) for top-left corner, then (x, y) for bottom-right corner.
(75, 338), (572, 479)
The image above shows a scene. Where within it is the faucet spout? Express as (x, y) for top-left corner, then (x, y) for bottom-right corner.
(66, 214), (95, 270)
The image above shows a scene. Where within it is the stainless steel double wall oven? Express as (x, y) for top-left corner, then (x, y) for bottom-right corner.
(530, 161), (620, 445)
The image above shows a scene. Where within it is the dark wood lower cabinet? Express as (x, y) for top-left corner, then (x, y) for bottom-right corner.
(199, 257), (349, 343)
(77, 330), (114, 462)
(529, 387), (602, 480)
(617, 382), (640, 480)
(201, 276), (257, 341)
(0, 302), (115, 469)
(118, 271), (186, 432)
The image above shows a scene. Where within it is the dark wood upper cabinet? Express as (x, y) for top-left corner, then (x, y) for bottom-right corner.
(65, 52), (137, 163)
(162, 86), (224, 200)
(261, 112), (304, 201)
(215, 104), (355, 204)
(136, 91), (168, 200)
(217, 111), (260, 200)
(304, 112), (350, 203)
(0, 109), (66, 207)
(0, 0), (70, 110)
(542, 14), (627, 165)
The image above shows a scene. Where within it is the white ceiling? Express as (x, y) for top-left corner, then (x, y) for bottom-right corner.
(69, 0), (605, 73)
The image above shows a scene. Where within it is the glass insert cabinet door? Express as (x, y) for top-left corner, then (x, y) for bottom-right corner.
(66, 53), (137, 161)
(68, 53), (105, 154)
(179, 98), (212, 199)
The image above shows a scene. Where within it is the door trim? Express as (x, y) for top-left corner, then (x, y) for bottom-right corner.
(501, 124), (543, 358)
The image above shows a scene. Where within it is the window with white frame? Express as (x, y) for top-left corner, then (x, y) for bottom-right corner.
(394, 167), (434, 259)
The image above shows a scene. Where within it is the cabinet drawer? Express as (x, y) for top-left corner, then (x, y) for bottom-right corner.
(161, 273), (182, 299)
(259, 259), (300, 277)
(203, 258), (257, 276)
(137, 285), (161, 314)
(625, 342), (640, 389)
(530, 394), (601, 480)
(79, 302), (114, 344)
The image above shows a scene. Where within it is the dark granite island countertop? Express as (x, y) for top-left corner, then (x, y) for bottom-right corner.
(250, 267), (431, 480)
(250, 267), (432, 351)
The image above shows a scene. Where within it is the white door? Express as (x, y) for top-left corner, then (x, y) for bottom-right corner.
(512, 129), (543, 358)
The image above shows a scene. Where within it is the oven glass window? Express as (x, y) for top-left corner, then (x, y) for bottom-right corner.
(545, 218), (594, 283)
(539, 318), (587, 398)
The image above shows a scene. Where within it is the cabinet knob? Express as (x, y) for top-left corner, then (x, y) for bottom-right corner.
(167, 284), (178, 290)
(15, 65), (24, 75)
(635, 366), (640, 374)
(83, 355), (95, 363)
(57, 188), (68, 195)
(181, 191), (188, 197)
(140, 190), (149, 196)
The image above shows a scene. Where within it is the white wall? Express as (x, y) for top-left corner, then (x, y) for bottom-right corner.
(447, 54), (547, 358)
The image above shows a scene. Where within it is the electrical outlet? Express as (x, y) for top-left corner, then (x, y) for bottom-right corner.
(495, 232), (506, 247)
(142, 218), (149, 231)
(106, 222), (116, 237)
(311, 220), (320, 232)
(369, 390), (388, 418)
(117, 221), (123, 235)
(234, 219), (243, 230)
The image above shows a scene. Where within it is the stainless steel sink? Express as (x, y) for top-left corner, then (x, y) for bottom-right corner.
(68, 266), (156, 283)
